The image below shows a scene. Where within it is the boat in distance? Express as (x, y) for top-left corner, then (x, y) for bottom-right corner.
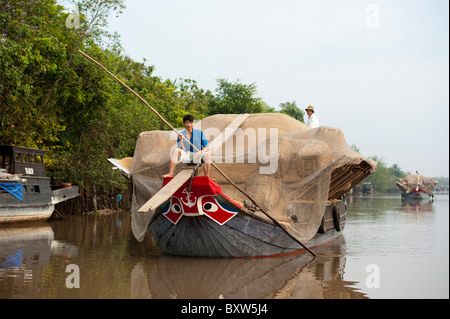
(396, 173), (437, 201)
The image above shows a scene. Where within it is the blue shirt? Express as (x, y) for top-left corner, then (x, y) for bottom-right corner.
(177, 129), (208, 152)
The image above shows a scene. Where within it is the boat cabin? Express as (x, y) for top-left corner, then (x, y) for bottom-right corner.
(0, 146), (47, 177)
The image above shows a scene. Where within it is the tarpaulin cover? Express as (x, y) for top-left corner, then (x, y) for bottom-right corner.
(0, 183), (23, 201)
(128, 113), (377, 243)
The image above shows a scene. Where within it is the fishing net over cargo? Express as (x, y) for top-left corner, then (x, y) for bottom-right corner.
(396, 174), (437, 195)
(129, 113), (377, 243)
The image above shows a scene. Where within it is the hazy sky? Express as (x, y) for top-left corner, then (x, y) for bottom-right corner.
(104, 0), (449, 177)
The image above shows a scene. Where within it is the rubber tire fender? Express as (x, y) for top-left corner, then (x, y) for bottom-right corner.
(332, 204), (341, 231)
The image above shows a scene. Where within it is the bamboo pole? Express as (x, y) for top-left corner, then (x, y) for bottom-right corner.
(77, 49), (317, 257)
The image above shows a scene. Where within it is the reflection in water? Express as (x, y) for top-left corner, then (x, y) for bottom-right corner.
(347, 194), (435, 214)
(131, 238), (367, 299)
(0, 195), (448, 299)
(401, 198), (435, 213)
(0, 212), (366, 299)
(0, 223), (53, 298)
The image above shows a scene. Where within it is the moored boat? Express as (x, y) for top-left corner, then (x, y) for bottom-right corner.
(0, 146), (79, 223)
(110, 113), (377, 258)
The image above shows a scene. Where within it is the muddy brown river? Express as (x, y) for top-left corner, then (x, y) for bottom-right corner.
(0, 194), (448, 299)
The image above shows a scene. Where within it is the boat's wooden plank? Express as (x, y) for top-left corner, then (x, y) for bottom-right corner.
(227, 212), (298, 249)
(166, 215), (189, 255)
(185, 218), (202, 255)
(201, 218), (249, 257)
(170, 217), (187, 255)
(51, 186), (79, 204)
(138, 169), (194, 214)
(107, 157), (132, 178)
(192, 218), (219, 256)
(152, 216), (176, 249)
(201, 219), (235, 257)
(170, 217), (221, 257)
(202, 217), (246, 257)
(0, 179), (27, 183)
(204, 214), (285, 256)
(219, 217), (290, 256)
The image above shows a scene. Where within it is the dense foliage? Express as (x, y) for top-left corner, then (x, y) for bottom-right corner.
(207, 78), (273, 115)
(1, 0), (432, 212)
(363, 157), (407, 193)
(0, 0), (213, 209)
(0, 0), (293, 211)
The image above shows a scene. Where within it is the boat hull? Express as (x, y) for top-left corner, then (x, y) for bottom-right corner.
(0, 180), (79, 224)
(401, 192), (434, 201)
(149, 199), (346, 258)
(0, 203), (54, 223)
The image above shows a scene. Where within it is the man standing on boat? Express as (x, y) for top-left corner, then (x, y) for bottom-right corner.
(163, 114), (211, 178)
(305, 105), (320, 128)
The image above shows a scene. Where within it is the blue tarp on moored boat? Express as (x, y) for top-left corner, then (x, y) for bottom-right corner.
(0, 183), (23, 201)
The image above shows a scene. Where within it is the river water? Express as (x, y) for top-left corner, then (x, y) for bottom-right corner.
(0, 194), (448, 299)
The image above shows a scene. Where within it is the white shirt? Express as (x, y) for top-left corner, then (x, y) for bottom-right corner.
(306, 113), (319, 128)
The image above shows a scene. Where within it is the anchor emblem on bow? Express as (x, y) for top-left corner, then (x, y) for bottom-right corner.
(181, 188), (197, 208)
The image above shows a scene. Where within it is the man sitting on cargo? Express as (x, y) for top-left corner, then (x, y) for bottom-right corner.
(162, 114), (211, 178)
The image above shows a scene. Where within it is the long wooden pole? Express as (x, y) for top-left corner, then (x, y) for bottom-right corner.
(77, 50), (316, 257)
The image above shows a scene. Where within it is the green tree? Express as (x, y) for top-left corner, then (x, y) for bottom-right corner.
(1, 0), (70, 147)
(364, 156), (392, 191)
(174, 78), (211, 123)
(0, 0), (125, 150)
(363, 157), (410, 192)
(39, 0), (126, 114)
(389, 164), (407, 179)
(279, 101), (304, 123)
(0, 0), (180, 210)
(49, 49), (212, 195)
(207, 79), (269, 115)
